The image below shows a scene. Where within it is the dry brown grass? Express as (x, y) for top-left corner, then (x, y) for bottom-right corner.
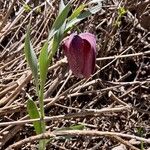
(0, 0), (150, 149)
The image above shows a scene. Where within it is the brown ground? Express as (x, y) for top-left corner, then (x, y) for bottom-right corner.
(0, 0), (150, 149)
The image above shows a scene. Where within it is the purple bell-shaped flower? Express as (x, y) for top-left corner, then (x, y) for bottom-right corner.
(62, 32), (96, 79)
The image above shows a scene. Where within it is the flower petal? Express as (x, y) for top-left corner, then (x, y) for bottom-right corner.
(62, 33), (77, 57)
(62, 32), (96, 79)
(81, 39), (96, 78)
(79, 32), (96, 53)
(63, 34), (84, 78)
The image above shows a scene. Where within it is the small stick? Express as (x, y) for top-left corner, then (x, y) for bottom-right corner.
(96, 50), (150, 61)
(112, 135), (140, 150)
(6, 130), (150, 149)
(0, 106), (129, 127)
(0, 0), (17, 32)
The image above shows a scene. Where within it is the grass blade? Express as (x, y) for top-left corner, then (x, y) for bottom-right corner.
(68, 4), (85, 21)
(48, 0), (67, 62)
(65, 1), (102, 32)
(24, 26), (39, 94)
(38, 41), (48, 136)
(51, 1), (71, 31)
(59, 0), (65, 14)
(65, 10), (91, 32)
(39, 41), (48, 91)
(48, 0), (71, 40)
(88, 0), (103, 14)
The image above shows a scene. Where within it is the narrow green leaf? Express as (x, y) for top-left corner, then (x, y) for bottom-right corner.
(39, 41), (48, 91)
(49, 8), (67, 62)
(48, 1), (71, 41)
(54, 19), (66, 51)
(24, 26), (39, 94)
(88, 4), (102, 14)
(39, 41), (48, 138)
(68, 4), (85, 21)
(51, 1), (71, 31)
(50, 0), (67, 57)
(88, 0), (102, 14)
(48, 29), (62, 63)
(27, 99), (42, 134)
(65, 1), (102, 32)
(59, 0), (65, 14)
(65, 10), (91, 32)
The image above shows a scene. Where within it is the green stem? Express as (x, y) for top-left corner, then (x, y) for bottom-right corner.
(39, 86), (46, 150)
(39, 86), (46, 132)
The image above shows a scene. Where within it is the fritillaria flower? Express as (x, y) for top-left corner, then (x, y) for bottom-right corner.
(62, 32), (96, 79)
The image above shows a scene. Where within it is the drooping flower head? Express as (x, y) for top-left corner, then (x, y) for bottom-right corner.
(62, 32), (96, 79)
